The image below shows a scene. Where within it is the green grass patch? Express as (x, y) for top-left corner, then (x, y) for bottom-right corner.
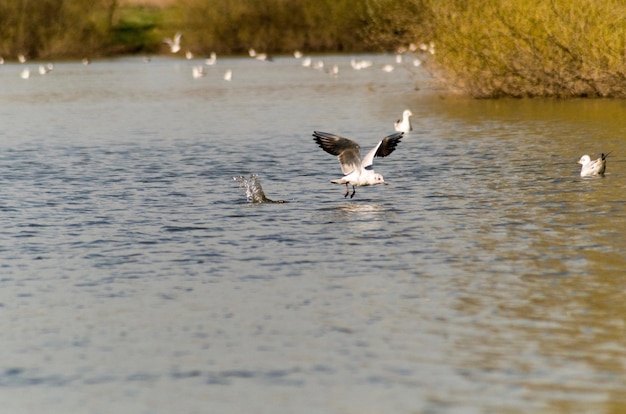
(110, 5), (162, 53)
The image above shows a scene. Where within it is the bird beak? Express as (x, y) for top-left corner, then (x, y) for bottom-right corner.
(383, 181), (388, 185)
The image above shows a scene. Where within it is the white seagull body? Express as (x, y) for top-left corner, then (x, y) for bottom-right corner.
(394, 109), (413, 133)
(163, 32), (182, 53)
(38, 63), (53, 75)
(192, 65), (205, 78)
(578, 153), (610, 177)
(313, 131), (404, 198)
(350, 59), (372, 70)
(205, 52), (217, 65)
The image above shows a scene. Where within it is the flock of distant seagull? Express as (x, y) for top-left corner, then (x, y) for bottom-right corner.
(0, 33), (611, 198)
(0, 54), (55, 79)
(0, 31), (430, 84)
(174, 34), (429, 81)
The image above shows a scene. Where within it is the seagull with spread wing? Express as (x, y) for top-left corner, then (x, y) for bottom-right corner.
(163, 32), (182, 53)
(312, 131), (404, 198)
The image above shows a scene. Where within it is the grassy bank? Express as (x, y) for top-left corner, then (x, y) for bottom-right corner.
(0, 0), (116, 59)
(0, 0), (375, 59)
(178, 0), (370, 55)
(375, 0), (626, 98)
(3, 0), (626, 98)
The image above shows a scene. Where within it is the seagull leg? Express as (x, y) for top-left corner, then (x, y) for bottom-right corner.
(343, 183), (349, 198)
(350, 185), (356, 198)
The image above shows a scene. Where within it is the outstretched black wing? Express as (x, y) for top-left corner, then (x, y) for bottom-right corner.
(313, 131), (362, 175)
(362, 132), (404, 169)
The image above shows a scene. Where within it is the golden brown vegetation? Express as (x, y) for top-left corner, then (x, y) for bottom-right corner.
(0, 0), (117, 59)
(416, 0), (626, 98)
(176, 0), (370, 55)
(0, 0), (374, 59)
(2, 0), (626, 98)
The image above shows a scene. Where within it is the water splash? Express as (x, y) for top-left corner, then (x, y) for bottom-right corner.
(233, 174), (287, 203)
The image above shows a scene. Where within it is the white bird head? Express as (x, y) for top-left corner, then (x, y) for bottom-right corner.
(404, 109), (413, 118)
(374, 173), (386, 185)
(578, 155), (591, 166)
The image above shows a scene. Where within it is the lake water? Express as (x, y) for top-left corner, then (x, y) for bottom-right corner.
(1, 54), (626, 413)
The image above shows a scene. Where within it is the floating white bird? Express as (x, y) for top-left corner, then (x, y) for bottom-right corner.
(18, 54), (26, 63)
(301, 57), (312, 67)
(382, 64), (394, 72)
(38, 63), (53, 75)
(20, 68), (30, 79)
(294, 50), (303, 59)
(205, 52), (217, 65)
(224, 69), (232, 81)
(248, 47), (271, 61)
(313, 131), (404, 198)
(0, 57), (4, 64)
(394, 109), (413, 133)
(578, 152), (610, 177)
(163, 32), (182, 53)
(350, 59), (372, 70)
(82, 57), (90, 65)
(185, 50), (193, 60)
(192, 65), (205, 79)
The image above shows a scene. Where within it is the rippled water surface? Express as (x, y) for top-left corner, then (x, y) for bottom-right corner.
(1, 55), (626, 413)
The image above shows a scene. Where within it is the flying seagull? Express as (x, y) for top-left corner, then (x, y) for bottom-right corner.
(578, 152), (611, 177)
(163, 32), (182, 53)
(313, 131), (404, 198)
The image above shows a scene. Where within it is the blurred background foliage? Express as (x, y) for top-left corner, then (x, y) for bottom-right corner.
(2, 0), (625, 98)
(425, 0), (626, 97)
(0, 0), (117, 59)
(0, 0), (425, 59)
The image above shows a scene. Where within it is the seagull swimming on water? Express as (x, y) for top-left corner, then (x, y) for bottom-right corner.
(313, 131), (404, 198)
(578, 152), (611, 177)
(394, 109), (413, 133)
(205, 52), (217, 66)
